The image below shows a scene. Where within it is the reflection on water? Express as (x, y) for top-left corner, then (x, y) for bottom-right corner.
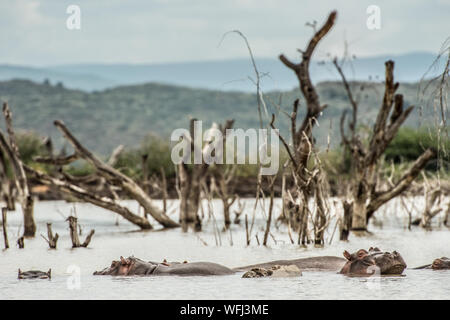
(0, 198), (449, 299)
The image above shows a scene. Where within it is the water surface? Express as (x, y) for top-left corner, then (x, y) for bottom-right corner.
(0, 198), (449, 299)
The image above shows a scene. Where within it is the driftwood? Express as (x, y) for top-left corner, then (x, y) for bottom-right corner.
(41, 223), (59, 249)
(336, 58), (437, 234)
(2, 207), (9, 249)
(67, 216), (95, 248)
(0, 103), (36, 237)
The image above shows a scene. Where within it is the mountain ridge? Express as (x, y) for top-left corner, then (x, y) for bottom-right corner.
(0, 52), (438, 92)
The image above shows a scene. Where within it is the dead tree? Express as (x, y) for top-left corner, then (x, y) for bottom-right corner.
(41, 223), (59, 249)
(2, 207), (9, 249)
(177, 119), (234, 232)
(27, 120), (179, 230)
(233, 195), (245, 224)
(210, 165), (237, 230)
(336, 59), (437, 235)
(271, 11), (337, 245)
(444, 202), (450, 227)
(411, 174), (444, 229)
(67, 216), (95, 248)
(0, 150), (16, 210)
(0, 103), (36, 237)
(263, 176), (276, 246)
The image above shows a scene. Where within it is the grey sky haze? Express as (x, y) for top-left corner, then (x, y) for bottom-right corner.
(0, 0), (448, 66)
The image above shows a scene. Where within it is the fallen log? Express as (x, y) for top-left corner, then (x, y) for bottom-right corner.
(53, 120), (178, 229)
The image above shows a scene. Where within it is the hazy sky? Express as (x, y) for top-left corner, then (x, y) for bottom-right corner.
(0, 0), (448, 66)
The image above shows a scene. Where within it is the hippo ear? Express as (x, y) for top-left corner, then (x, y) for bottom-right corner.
(120, 256), (127, 265)
(343, 250), (351, 260)
(47, 269), (51, 279)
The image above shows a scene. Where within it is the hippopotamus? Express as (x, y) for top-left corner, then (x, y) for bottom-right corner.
(413, 257), (450, 270)
(242, 265), (302, 278)
(234, 256), (346, 272)
(339, 247), (407, 275)
(18, 269), (51, 279)
(235, 247), (407, 276)
(93, 256), (234, 276)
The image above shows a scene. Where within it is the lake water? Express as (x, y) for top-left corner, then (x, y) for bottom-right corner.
(0, 198), (449, 300)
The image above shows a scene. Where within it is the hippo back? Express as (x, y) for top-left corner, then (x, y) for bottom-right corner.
(153, 262), (234, 276)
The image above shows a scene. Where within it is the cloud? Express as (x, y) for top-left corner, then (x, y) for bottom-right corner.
(0, 0), (447, 65)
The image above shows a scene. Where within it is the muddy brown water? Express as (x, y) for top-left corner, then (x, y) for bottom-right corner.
(0, 198), (449, 299)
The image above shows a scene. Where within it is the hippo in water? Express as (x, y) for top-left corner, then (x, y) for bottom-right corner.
(339, 247), (407, 275)
(242, 265), (302, 278)
(413, 257), (450, 270)
(235, 247), (407, 276)
(18, 269), (51, 279)
(93, 256), (234, 276)
(234, 256), (346, 272)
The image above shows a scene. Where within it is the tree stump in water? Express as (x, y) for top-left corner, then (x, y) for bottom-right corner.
(67, 216), (95, 248)
(2, 207), (9, 249)
(17, 236), (24, 249)
(41, 223), (59, 249)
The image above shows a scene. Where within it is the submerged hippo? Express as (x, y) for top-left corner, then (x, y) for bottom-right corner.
(93, 256), (234, 276)
(234, 256), (346, 272)
(413, 257), (450, 270)
(235, 247), (407, 276)
(242, 265), (302, 278)
(339, 247), (407, 275)
(18, 269), (51, 280)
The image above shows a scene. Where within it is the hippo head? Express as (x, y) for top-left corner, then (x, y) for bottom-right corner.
(93, 256), (189, 276)
(340, 248), (407, 276)
(340, 249), (377, 275)
(431, 257), (450, 270)
(93, 256), (158, 276)
(367, 247), (407, 275)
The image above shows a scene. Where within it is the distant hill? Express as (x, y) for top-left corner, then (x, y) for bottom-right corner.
(0, 79), (436, 156)
(0, 52), (438, 92)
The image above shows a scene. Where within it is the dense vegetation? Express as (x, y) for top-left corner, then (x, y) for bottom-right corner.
(0, 79), (434, 157)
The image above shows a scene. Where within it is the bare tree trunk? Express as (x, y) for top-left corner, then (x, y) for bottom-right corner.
(178, 162), (202, 232)
(444, 203), (450, 227)
(0, 103), (36, 237)
(336, 58), (437, 233)
(340, 200), (352, 241)
(2, 207), (9, 249)
(263, 177), (276, 246)
(22, 195), (35, 237)
(314, 179), (327, 245)
(271, 11), (336, 245)
(17, 236), (24, 248)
